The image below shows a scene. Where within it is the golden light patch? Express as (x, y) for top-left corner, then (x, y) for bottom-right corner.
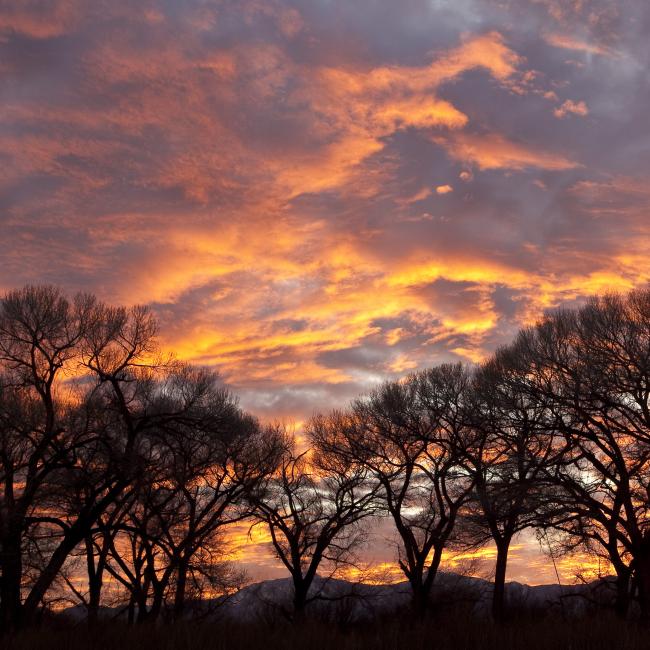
(554, 99), (589, 119)
(542, 32), (618, 57)
(433, 132), (579, 171)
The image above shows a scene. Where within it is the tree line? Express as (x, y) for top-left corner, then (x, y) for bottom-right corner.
(2, 285), (650, 631)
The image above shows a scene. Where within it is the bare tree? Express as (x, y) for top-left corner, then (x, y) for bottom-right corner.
(500, 290), (650, 620)
(97, 370), (280, 623)
(455, 357), (568, 621)
(314, 366), (475, 618)
(55, 486), (137, 626)
(0, 286), (100, 630)
(0, 286), (227, 629)
(246, 433), (378, 621)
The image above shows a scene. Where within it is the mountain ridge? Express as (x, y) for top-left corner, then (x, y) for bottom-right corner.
(62, 571), (616, 623)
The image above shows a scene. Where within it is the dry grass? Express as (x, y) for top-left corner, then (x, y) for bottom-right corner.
(2, 614), (650, 650)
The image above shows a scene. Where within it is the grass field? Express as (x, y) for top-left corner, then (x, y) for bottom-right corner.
(2, 614), (649, 650)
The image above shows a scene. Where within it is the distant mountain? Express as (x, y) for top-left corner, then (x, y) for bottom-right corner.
(210, 572), (612, 622)
(63, 571), (617, 623)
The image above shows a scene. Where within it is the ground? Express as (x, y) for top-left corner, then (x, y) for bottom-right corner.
(2, 614), (650, 650)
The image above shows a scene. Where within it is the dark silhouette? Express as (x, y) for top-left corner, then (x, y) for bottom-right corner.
(496, 291), (650, 620)
(4, 284), (650, 634)
(245, 432), (379, 620)
(454, 358), (569, 621)
(0, 287), (157, 630)
(97, 370), (279, 624)
(312, 367), (474, 618)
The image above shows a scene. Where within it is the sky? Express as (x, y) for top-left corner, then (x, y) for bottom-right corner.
(2, 0), (650, 586)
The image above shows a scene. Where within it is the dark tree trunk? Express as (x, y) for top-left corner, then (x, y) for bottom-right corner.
(87, 580), (101, 627)
(411, 583), (428, 620)
(127, 595), (136, 625)
(147, 590), (164, 623)
(410, 573), (439, 619)
(0, 529), (23, 633)
(408, 561), (427, 620)
(135, 573), (152, 624)
(173, 558), (189, 621)
(135, 588), (151, 624)
(410, 547), (443, 620)
(635, 537), (650, 624)
(292, 580), (309, 622)
(492, 537), (511, 623)
(22, 529), (84, 626)
(85, 536), (103, 627)
(142, 571), (170, 624)
(613, 570), (631, 620)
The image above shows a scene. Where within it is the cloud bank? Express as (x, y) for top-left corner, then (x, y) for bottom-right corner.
(1, 0), (649, 584)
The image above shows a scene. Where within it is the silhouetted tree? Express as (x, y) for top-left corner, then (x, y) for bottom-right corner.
(499, 290), (650, 620)
(0, 286), (103, 630)
(455, 358), (568, 621)
(98, 369), (280, 623)
(9, 282), (650, 631)
(0, 286), (250, 629)
(246, 433), (378, 621)
(314, 367), (475, 618)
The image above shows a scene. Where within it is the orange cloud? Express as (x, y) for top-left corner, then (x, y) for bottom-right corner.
(554, 99), (589, 118)
(132, 223), (650, 393)
(434, 132), (579, 171)
(543, 32), (618, 57)
(2, 2), (648, 590)
(272, 31), (522, 197)
(402, 187), (433, 204)
(0, 0), (83, 38)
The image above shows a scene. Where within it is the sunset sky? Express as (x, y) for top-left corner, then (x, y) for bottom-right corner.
(2, 0), (649, 586)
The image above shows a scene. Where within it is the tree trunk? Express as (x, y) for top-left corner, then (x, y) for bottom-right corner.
(135, 595), (149, 624)
(87, 579), (101, 627)
(411, 561), (435, 619)
(613, 570), (631, 620)
(292, 580), (309, 623)
(411, 583), (428, 620)
(492, 538), (511, 623)
(0, 529), (23, 632)
(411, 545), (444, 620)
(22, 530), (82, 626)
(85, 536), (103, 627)
(127, 595), (135, 625)
(135, 572), (152, 624)
(173, 559), (189, 621)
(146, 562), (179, 624)
(143, 579), (166, 623)
(635, 536), (650, 624)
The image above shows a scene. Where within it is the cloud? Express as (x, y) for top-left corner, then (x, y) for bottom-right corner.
(433, 132), (579, 171)
(2, 0), (650, 587)
(401, 187), (432, 204)
(269, 30), (523, 197)
(542, 32), (618, 57)
(0, 0), (83, 38)
(554, 99), (589, 118)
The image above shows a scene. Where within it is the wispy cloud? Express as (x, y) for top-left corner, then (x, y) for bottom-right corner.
(1, 1), (650, 581)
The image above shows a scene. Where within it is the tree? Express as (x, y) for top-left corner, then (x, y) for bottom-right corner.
(0, 286), (100, 630)
(314, 367), (474, 618)
(92, 368), (279, 623)
(59, 487), (137, 626)
(0, 286), (227, 629)
(455, 357), (567, 621)
(246, 433), (378, 621)
(500, 290), (650, 619)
